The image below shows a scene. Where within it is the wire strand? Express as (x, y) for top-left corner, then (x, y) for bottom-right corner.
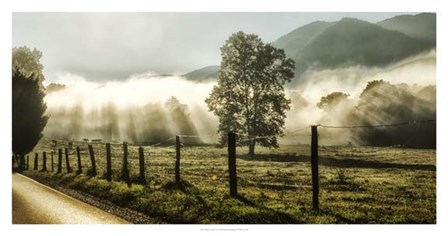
(318, 119), (435, 129)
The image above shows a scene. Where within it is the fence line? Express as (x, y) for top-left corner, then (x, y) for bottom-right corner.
(149, 136), (177, 147)
(287, 126), (310, 134)
(178, 135), (201, 138)
(239, 134), (277, 142)
(318, 119), (435, 129)
(283, 132), (311, 137)
(26, 118), (435, 212)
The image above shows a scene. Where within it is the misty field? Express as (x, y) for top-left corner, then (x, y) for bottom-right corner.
(24, 137), (435, 224)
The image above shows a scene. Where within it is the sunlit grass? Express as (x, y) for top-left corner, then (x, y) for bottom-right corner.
(23, 137), (436, 224)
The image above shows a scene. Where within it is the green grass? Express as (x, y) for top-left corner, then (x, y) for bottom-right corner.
(21, 137), (436, 224)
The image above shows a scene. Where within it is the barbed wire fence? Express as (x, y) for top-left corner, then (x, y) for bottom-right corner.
(318, 119), (435, 129)
(27, 119), (436, 211)
(308, 119), (436, 210)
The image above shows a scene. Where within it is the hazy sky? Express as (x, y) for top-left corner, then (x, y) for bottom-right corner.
(13, 12), (414, 82)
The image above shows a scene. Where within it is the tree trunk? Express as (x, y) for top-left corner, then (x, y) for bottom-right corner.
(248, 140), (256, 156)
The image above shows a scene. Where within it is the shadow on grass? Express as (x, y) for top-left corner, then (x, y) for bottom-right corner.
(231, 194), (302, 224)
(318, 209), (359, 224)
(234, 194), (257, 207)
(162, 180), (199, 194)
(240, 153), (308, 162)
(320, 156), (435, 171)
(12, 167), (23, 173)
(240, 154), (435, 171)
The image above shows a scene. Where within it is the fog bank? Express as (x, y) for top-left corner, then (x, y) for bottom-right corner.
(44, 51), (436, 147)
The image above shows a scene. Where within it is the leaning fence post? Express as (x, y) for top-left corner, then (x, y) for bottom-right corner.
(42, 152), (47, 171)
(26, 155), (29, 170)
(65, 148), (72, 173)
(34, 153), (38, 170)
(51, 151), (54, 172)
(16, 155), (22, 170)
(57, 149), (62, 173)
(138, 146), (146, 184)
(88, 144), (97, 176)
(175, 136), (181, 184)
(121, 142), (130, 185)
(106, 143), (112, 181)
(228, 132), (237, 197)
(311, 125), (319, 211)
(76, 147), (82, 174)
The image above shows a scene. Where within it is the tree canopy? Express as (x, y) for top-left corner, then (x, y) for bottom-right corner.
(317, 92), (350, 111)
(352, 80), (435, 148)
(12, 47), (48, 169)
(12, 46), (45, 83)
(205, 31), (295, 155)
(166, 96), (202, 145)
(12, 70), (48, 161)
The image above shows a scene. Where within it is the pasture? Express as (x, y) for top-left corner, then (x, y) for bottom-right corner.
(23, 137), (436, 224)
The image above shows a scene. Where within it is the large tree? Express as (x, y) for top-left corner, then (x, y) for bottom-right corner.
(12, 47), (48, 169)
(205, 31), (295, 155)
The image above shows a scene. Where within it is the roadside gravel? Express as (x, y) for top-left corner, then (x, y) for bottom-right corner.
(21, 171), (164, 224)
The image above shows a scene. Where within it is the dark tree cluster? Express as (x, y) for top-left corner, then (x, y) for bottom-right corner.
(317, 80), (436, 148)
(12, 46), (49, 170)
(354, 80), (435, 148)
(12, 69), (48, 169)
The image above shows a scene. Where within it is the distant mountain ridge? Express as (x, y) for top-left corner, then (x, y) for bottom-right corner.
(377, 13), (436, 44)
(271, 21), (334, 59)
(184, 65), (220, 82)
(293, 17), (433, 75)
(184, 13), (436, 83)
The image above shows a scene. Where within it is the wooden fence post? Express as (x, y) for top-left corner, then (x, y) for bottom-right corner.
(175, 136), (181, 184)
(57, 149), (62, 173)
(138, 146), (146, 184)
(106, 143), (112, 181)
(34, 153), (38, 170)
(228, 132), (237, 197)
(25, 155), (29, 170)
(51, 151), (54, 172)
(121, 142), (130, 185)
(42, 152), (47, 171)
(76, 147), (82, 174)
(311, 125), (319, 211)
(16, 155), (22, 170)
(65, 148), (72, 173)
(88, 144), (97, 176)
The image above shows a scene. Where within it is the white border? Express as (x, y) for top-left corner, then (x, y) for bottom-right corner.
(1, 0), (447, 235)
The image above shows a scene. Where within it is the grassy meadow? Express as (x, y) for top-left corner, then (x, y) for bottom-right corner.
(22, 137), (436, 224)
